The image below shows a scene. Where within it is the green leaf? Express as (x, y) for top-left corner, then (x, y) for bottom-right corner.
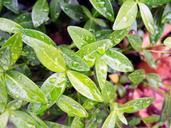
(127, 35), (143, 51)
(138, 2), (155, 34)
(2, 33), (22, 66)
(102, 111), (116, 128)
(162, 3), (171, 24)
(46, 121), (69, 128)
(164, 37), (171, 48)
(67, 26), (96, 49)
(9, 111), (47, 128)
(77, 39), (113, 67)
(22, 33), (66, 73)
(128, 69), (145, 85)
(32, 0), (49, 27)
(95, 57), (108, 89)
(60, 46), (90, 72)
(142, 115), (160, 124)
(67, 70), (103, 102)
(120, 97), (154, 113)
(0, 74), (7, 113)
(5, 70), (47, 103)
(3, 0), (19, 14)
(0, 111), (9, 128)
(109, 28), (129, 46)
(113, 0), (137, 30)
(50, 0), (61, 22)
(28, 73), (66, 115)
(139, 0), (171, 7)
(117, 111), (128, 125)
(90, 0), (114, 21)
(102, 49), (134, 72)
(71, 117), (84, 128)
(7, 100), (23, 110)
(146, 73), (162, 88)
(143, 50), (156, 68)
(57, 95), (88, 117)
(0, 18), (22, 33)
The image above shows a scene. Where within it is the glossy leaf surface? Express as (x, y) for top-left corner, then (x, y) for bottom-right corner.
(102, 111), (116, 128)
(50, 0), (61, 22)
(127, 34), (142, 51)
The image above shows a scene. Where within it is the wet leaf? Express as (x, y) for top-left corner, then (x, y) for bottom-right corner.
(138, 2), (155, 34)
(77, 39), (113, 67)
(164, 37), (171, 48)
(102, 49), (134, 72)
(90, 0), (114, 21)
(60, 46), (90, 72)
(5, 70), (47, 103)
(120, 97), (154, 113)
(32, 0), (49, 27)
(67, 26), (96, 49)
(0, 47), (11, 71)
(0, 18), (22, 33)
(3, 0), (19, 14)
(113, 0), (137, 30)
(146, 73), (162, 88)
(67, 70), (103, 102)
(71, 117), (84, 128)
(127, 34), (142, 51)
(57, 95), (88, 117)
(28, 73), (66, 115)
(102, 111), (116, 128)
(50, 0), (61, 22)
(0, 111), (9, 128)
(128, 69), (145, 85)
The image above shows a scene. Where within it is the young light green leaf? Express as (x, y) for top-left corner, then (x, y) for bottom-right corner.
(138, 3), (155, 34)
(102, 111), (116, 128)
(67, 26), (96, 49)
(22, 34), (66, 73)
(95, 57), (108, 89)
(113, 0), (137, 30)
(7, 100), (23, 111)
(71, 117), (84, 128)
(50, 0), (61, 22)
(0, 18), (22, 33)
(0, 74), (7, 113)
(117, 112), (128, 125)
(77, 39), (113, 67)
(67, 70), (103, 102)
(109, 28), (129, 46)
(5, 70), (47, 103)
(46, 121), (69, 128)
(146, 73), (162, 88)
(32, 0), (49, 27)
(28, 73), (66, 115)
(3, 0), (19, 14)
(120, 97), (154, 113)
(162, 3), (171, 24)
(128, 69), (145, 85)
(143, 50), (156, 68)
(102, 49), (134, 72)
(90, 0), (114, 21)
(0, 111), (9, 128)
(142, 115), (160, 124)
(57, 95), (88, 117)
(127, 34), (143, 51)
(164, 37), (171, 48)
(60, 46), (90, 72)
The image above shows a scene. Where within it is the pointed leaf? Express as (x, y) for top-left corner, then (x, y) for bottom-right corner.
(46, 121), (69, 128)
(102, 111), (116, 128)
(0, 18), (22, 33)
(146, 73), (162, 88)
(3, 0), (19, 14)
(28, 73), (66, 115)
(77, 39), (113, 67)
(57, 95), (88, 117)
(164, 37), (171, 48)
(50, 0), (61, 22)
(67, 70), (103, 102)
(60, 46), (90, 72)
(90, 0), (114, 21)
(32, 0), (49, 27)
(71, 117), (84, 128)
(127, 34), (142, 51)
(7, 100), (23, 110)
(139, 3), (155, 34)
(102, 49), (134, 72)
(67, 26), (96, 49)
(113, 0), (137, 30)
(5, 70), (47, 103)
(0, 111), (9, 128)
(117, 112), (128, 125)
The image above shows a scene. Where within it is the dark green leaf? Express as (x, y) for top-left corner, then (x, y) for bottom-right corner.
(60, 46), (90, 72)
(50, 0), (61, 22)
(28, 73), (66, 115)
(164, 37), (171, 48)
(0, 111), (9, 128)
(102, 49), (134, 72)
(102, 111), (116, 128)
(113, 0), (137, 30)
(57, 95), (88, 117)
(46, 121), (69, 128)
(32, 0), (49, 27)
(90, 0), (114, 21)
(77, 39), (113, 67)
(3, 0), (19, 14)
(127, 34), (143, 51)
(0, 47), (11, 71)
(146, 73), (162, 88)
(67, 26), (96, 49)
(139, 0), (171, 7)
(0, 18), (22, 33)
(67, 70), (103, 102)
(5, 70), (47, 103)
(138, 2), (155, 34)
